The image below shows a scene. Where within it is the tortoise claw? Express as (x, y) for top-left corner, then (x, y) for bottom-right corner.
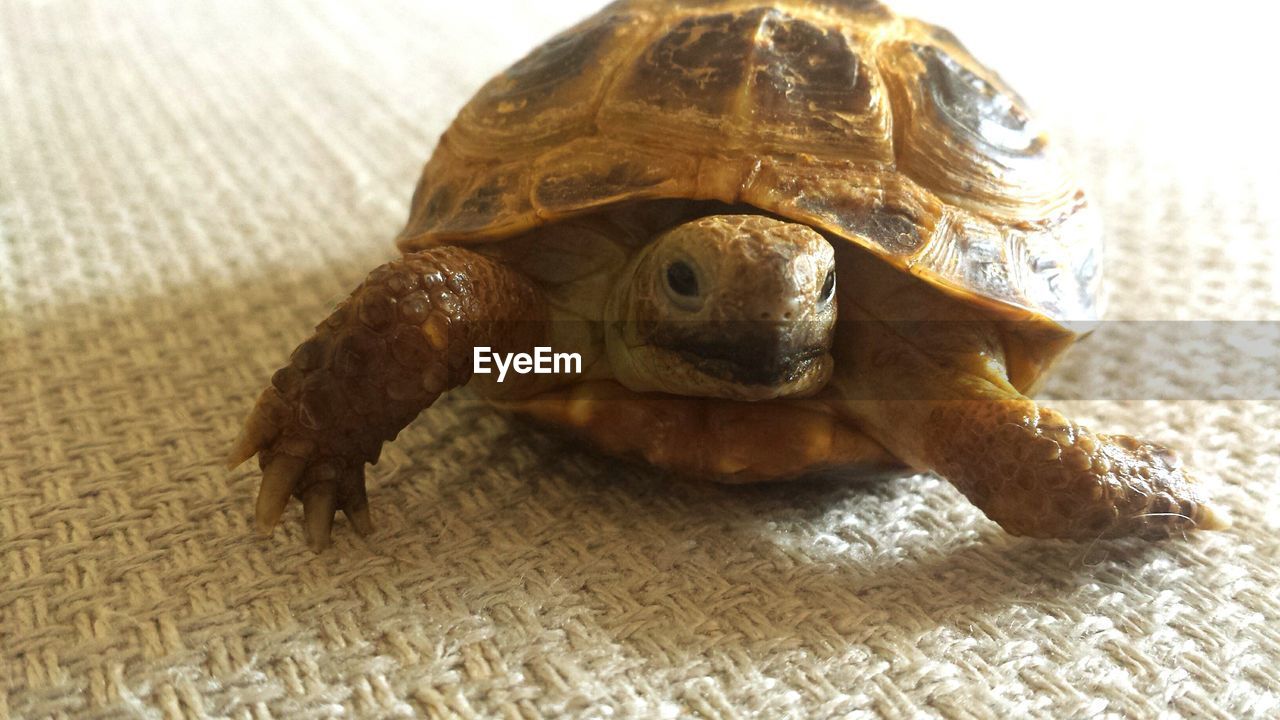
(1196, 501), (1233, 532)
(255, 455), (306, 535)
(227, 389), (287, 469)
(226, 430), (258, 470)
(344, 505), (374, 537)
(340, 476), (374, 536)
(303, 484), (337, 552)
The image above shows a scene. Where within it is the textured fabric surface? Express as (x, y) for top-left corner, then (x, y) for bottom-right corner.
(2, 1), (1278, 717)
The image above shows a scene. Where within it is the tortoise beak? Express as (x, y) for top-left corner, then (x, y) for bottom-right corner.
(658, 322), (830, 387)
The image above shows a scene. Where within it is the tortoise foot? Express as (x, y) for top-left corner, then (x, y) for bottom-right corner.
(229, 248), (548, 551)
(230, 382), (383, 551)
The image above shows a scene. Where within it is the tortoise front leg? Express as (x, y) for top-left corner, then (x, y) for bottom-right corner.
(920, 393), (1230, 539)
(833, 321), (1230, 540)
(227, 247), (546, 550)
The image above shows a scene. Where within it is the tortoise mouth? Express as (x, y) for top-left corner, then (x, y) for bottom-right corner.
(618, 338), (833, 402)
(666, 342), (827, 387)
(649, 320), (831, 389)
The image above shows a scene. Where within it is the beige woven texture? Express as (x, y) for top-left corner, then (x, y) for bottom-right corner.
(3, 1), (1278, 717)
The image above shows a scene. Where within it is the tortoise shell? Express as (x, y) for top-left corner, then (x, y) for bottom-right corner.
(397, 0), (1102, 326)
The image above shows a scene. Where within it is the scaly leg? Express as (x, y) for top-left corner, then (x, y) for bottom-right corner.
(922, 392), (1230, 539)
(228, 247), (545, 550)
(833, 318), (1230, 540)
(829, 250), (1230, 540)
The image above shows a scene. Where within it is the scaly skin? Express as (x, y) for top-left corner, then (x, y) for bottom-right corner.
(227, 247), (545, 550)
(839, 369), (1230, 540)
(925, 397), (1226, 539)
(831, 251), (1229, 540)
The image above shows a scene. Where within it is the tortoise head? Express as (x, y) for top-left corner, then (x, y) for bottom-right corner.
(606, 214), (836, 401)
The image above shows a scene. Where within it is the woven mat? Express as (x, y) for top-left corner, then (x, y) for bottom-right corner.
(3, 1), (1278, 717)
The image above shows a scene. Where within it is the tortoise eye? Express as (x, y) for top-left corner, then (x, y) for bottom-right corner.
(665, 261), (699, 298)
(820, 269), (836, 302)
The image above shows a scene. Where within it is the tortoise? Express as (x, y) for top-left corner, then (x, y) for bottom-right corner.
(229, 0), (1229, 550)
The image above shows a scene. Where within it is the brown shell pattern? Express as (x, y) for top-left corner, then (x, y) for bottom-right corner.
(398, 0), (1101, 325)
